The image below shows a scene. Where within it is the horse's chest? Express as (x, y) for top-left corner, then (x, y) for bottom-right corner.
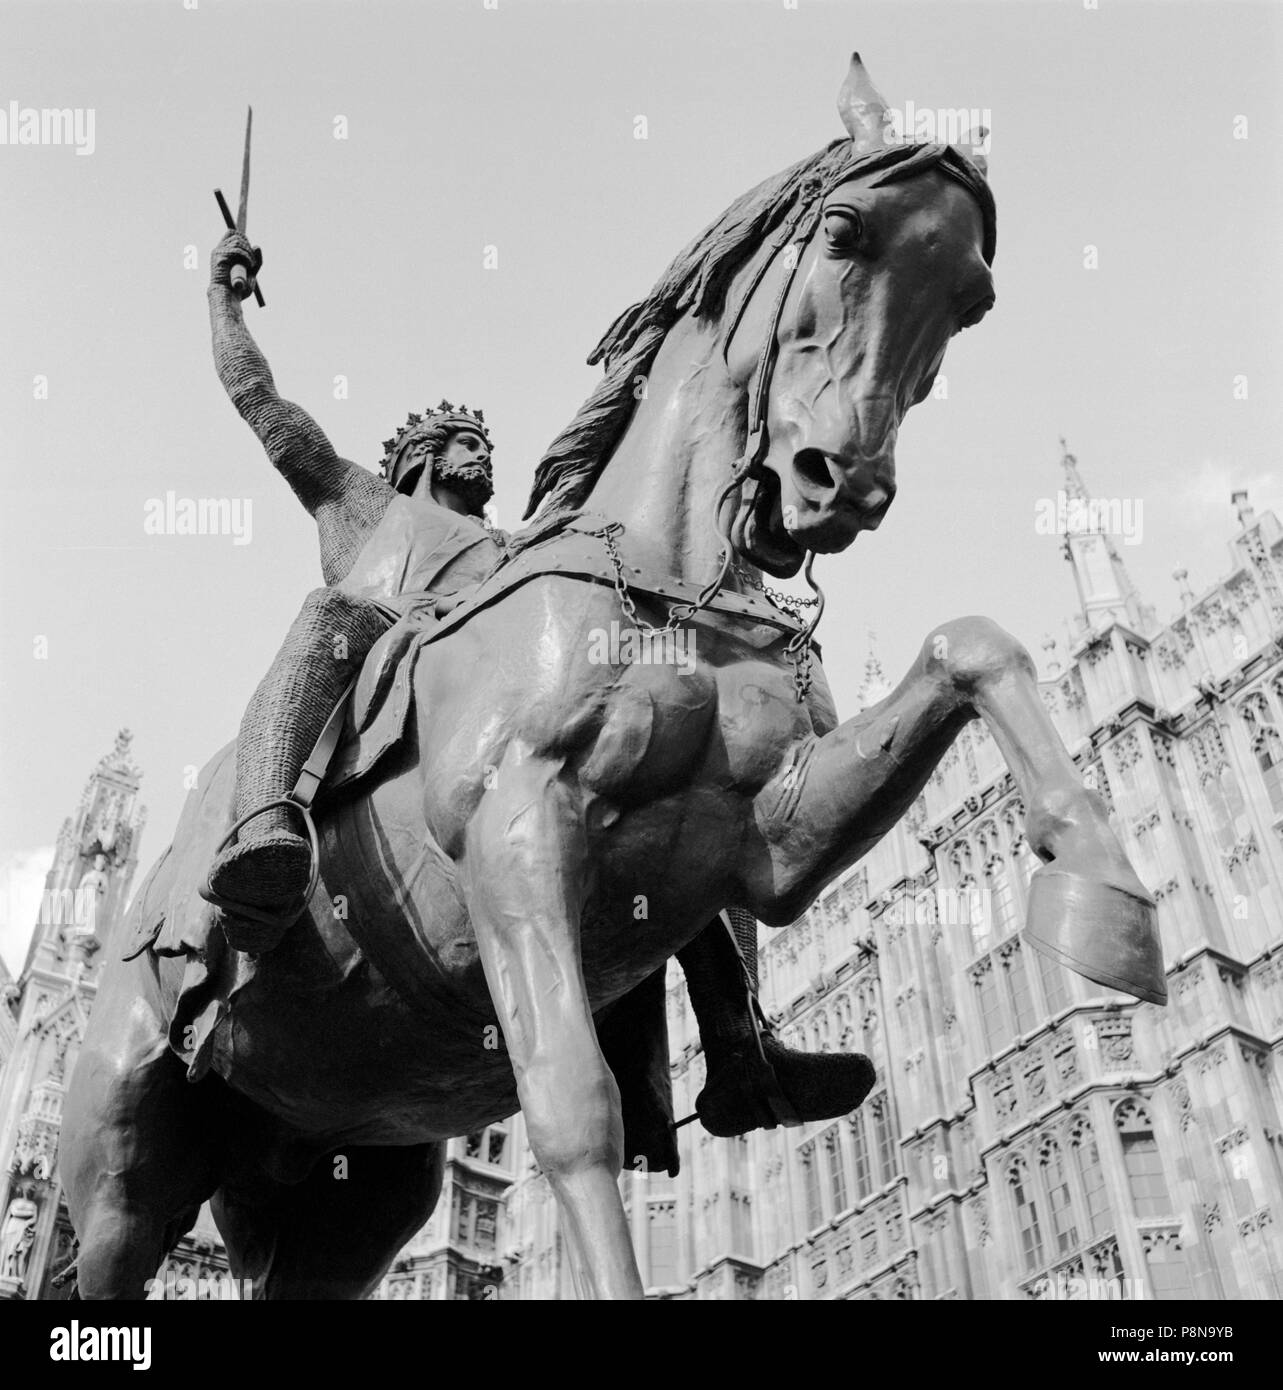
(713, 661), (817, 785)
(581, 655), (810, 802)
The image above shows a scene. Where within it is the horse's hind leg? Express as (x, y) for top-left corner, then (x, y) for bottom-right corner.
(212, 1141), (445, 1299)
(62, 952), (223, 1298)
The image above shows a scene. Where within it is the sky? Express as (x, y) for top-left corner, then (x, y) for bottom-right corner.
(1, 0), (1280, 973)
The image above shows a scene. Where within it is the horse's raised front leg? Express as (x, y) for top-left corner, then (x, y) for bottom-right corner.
(462, 741), (643, 1300)
(751, 616), (1164, 1004)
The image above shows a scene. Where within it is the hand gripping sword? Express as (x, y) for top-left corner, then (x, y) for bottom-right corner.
(213, 106), (266, 308)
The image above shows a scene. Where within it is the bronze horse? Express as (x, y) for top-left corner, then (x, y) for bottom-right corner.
(62, 55), (1163, 1300)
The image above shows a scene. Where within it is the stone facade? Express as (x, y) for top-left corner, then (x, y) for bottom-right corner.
(0, 731), (157, 1301)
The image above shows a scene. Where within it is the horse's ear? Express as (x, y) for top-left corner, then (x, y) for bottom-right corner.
(837, 51), (893, 155)
(952, 125), (990, 178)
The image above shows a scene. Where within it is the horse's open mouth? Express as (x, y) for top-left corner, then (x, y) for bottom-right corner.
(734, 470), (805, 578)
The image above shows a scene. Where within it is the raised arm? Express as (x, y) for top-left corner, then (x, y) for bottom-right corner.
(208, 232), (392, 577)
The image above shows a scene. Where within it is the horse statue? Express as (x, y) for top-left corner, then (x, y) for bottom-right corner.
(61, 54), (1164, 1301)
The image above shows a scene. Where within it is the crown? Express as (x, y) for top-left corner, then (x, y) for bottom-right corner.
(379, 399), (493, 487)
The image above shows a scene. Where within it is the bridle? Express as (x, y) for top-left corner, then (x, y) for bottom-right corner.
(585, 179), (837, 701)
(721, 175), (832, 482)
(711, 177), (839, 696)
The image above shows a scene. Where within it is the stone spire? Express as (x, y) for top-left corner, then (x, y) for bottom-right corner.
(857, 631), (893, 710)
(1057, 440), (1156, 638)
(20, 730), (146, 979)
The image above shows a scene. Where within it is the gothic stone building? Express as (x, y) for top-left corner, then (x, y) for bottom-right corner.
(500, 463), (1283, 1300)
(0, 731), (154, 1300)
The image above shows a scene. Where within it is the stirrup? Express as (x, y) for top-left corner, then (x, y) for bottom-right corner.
(744, 990), (802, 1129)
(198, 796), (321, 930)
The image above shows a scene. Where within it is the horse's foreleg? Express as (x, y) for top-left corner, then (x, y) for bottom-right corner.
(462, 742), (643, 1301)
(752, 616), (1163, 1003)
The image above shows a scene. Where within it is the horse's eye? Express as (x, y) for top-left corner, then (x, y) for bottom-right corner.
(823, 208), (863, 253)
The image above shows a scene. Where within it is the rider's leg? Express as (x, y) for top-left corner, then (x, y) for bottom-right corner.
(207, 586), (393, 951)
(677, 909), (875, 1138)
(208, 469), (394, 952)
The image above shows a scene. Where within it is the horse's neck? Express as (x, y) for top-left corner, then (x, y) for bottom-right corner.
(585, 315), (746, 581)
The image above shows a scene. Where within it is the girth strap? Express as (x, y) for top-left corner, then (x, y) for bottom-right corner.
(414, 519), (809, 647)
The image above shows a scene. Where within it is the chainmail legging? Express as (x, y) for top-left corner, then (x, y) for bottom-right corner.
(675, 907), (761, 1052)
(233, 587), (395, 839)
(230, 453), (393, 841)
(724, 906), (760, 992)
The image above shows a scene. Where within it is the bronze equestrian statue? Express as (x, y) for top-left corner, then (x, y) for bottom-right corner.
(61, 54), (1164, 1300)
(198, 298), (871, 1156)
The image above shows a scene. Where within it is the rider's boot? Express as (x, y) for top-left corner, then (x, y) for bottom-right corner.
(678, 908), (876, 1137)
(206, 586), (391, 954)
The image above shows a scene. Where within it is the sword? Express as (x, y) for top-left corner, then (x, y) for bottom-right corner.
(213, 105), (265, 308)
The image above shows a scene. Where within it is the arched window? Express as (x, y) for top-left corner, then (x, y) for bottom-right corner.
(972, 958), (1005, 1054)
(1003, 941), (1038, 1035)
(1068, 1117), (1109, 1238)
(978, 956), (1006, 1050)
(648, 1200), (678, 1287)
(1240, 691), (1274, 730)
(962, 876), (988, 955)
(986, 857), (1018, 937)
(799, 1141), (823, 1229)
(864, 1007), (885, 1073)
(1008, 1156), (1044, 1273)
(1036, 949), (1070, 1015)
(870, 1092), (897, 1186)
(850, 1114), (872, 1201)
(1144, 1233), (1193, 1300)
(1253, 727), (1283, 814)
(825, 1126), (848, 1213)
(1115, 1101), (1172, 1219)
(1039, 1140), (1079, 1257)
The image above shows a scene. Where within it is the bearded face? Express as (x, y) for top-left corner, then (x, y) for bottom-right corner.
(432, 428), (494, 514)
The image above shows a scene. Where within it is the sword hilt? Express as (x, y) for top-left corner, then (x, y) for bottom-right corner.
(213, 188), (265, 308)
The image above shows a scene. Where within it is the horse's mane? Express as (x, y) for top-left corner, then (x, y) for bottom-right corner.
(515, 137), (996, 535)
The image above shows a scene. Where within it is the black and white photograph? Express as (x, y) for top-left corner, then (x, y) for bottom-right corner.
(0, 0), (1278, 1345)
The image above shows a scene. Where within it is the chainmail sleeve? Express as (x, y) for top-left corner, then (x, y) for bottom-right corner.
(208, 283), (394, 584)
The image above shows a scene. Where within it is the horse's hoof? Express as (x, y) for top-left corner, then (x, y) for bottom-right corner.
(1025, 867), (1166, 1005)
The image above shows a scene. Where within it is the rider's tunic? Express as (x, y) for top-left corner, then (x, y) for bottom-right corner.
(337, 494), (505, 611)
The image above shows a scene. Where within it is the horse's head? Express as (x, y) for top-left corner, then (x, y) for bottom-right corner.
(728, 54), (996, 576)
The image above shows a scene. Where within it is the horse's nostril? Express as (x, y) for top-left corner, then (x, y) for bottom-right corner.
(794, 449), (834, 492)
